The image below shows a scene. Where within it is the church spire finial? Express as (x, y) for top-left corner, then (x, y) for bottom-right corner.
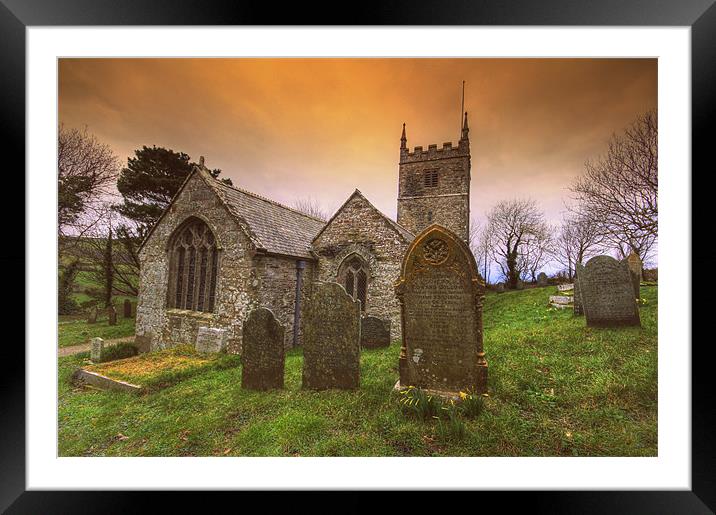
(400, 122), (407, 150)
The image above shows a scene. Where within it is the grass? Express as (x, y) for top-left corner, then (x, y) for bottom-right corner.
(59, 313), (136, 348)
(58, 285), (657, 457)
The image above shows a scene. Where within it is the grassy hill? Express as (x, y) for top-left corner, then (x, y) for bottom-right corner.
(58, 285), (657, 457)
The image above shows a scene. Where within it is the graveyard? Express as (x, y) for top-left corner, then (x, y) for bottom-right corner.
(58, 283), (657, 457)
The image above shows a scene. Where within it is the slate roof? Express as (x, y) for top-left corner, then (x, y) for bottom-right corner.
(201, 170), (325, 259)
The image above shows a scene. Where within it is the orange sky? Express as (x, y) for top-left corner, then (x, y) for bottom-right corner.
(58, 58), (657, 225)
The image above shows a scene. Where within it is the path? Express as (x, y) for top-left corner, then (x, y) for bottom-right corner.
(58, 336), (135, 357)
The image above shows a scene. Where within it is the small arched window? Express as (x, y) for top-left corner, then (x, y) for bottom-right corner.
(168, 218), (219, 312)
(338, 255), (368, 312)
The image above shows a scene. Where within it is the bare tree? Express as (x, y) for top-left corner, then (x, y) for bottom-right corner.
(569, 110), (658, 261)
(469, 218), (494, 285)
(292, 197), (329, 221)
(520, 223), (553, 282)
(486, 198), (547, 289)
(552, 214), (602, 280)
(58, 125), (120, 238)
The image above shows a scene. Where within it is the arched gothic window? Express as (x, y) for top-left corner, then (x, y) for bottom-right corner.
(338, 255), (368, 312)
(168, 218), (219, 312)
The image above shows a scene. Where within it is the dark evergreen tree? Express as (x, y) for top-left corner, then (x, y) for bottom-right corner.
(116, 145), (232, 235)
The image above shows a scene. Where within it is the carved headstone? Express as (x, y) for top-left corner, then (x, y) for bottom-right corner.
(576, 255), (640, 327)
(87, 307), (98, 324)
(107, 305), (117, 326)
(360, 316), (391, 349)
(123, 299), (132, 318)
(195, 327), (228, 353)
(302, 282), (361, 390)
(242, 308), (285, 390)
(395, 224), (488, 395)
(537, 272), (548, 286)
(557, 283), (574, 292)
(90, 337), (104, 362)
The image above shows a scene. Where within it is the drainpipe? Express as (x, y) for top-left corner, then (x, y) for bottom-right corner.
(293, 260), (306, 347)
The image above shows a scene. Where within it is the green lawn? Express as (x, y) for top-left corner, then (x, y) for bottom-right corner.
(58, 285), (657, 457)
(59, 313), (136, 348)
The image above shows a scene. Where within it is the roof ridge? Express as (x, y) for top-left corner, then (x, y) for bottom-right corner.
(206, 171), (326, 224)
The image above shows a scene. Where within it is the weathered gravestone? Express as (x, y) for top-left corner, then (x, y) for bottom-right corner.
(557, 283), (574, 292)
(573, 271), (583, 315)
(360, 316), (391, 349)
(624, 253), (641, 300)
(495, 282), (505, 293)
(195, 326), (228, 353)
(87, 307), (98, 324)
(302, 282), (361, 390)
(241, 308), (285, 390)
(107, 305), (117, 326)
(576, 255), (640, 327)
(123, 299), (132, 318)
(90, 337), (104, 362)
(537, 272), (548, 286)
(134, 333), (152, 354)
(394, 224), (488, 396)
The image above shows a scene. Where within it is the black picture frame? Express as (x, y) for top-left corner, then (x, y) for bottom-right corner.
(2, 1), (710, 512)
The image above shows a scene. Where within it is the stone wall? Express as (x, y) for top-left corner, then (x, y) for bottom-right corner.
(254, 254), (315, 349)
(313, 193), (410, 341)
(397, 140), (470, 242)
(136, 172), (256, 354)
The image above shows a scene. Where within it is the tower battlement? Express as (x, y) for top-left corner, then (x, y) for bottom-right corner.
(396, 113), (471, 242)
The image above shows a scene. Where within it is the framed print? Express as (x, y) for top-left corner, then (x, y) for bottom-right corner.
(4, 0), (713, 512)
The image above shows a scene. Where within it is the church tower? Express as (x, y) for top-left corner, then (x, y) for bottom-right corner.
(397, 113), (471, 242)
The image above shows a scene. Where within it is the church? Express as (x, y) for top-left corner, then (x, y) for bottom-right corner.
(135, 114), (472, 353)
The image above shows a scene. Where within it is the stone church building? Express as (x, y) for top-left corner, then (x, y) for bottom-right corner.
(136, 115), (472, 353)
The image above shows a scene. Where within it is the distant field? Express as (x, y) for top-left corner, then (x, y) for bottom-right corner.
(58, 285), (657, 457)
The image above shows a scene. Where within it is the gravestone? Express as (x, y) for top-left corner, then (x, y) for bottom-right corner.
(557, 283), (574, 292)
(360, 316), (391, 349)
(549, 295), (573, 309)
(626, 251), (643, 282)
(395, 224), (488, 396)
(537, 272), (548, 286)
(576, 255), (640, 327)
(87, 307), (98, 324)
(495, 282), (505, 293)
(241, 308), (285, 390)
(302, 282), (361, 390)
(134, 333), (152, 354)
(90, 337), (104, 362)
(107, 305), (117, 326)
(573, 271), (583, 315)
(123, 299), (132, 318)
(195, 327), (228, 353)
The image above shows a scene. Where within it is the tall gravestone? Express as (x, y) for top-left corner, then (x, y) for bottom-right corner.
(242, 308), (285, 390)
(302, 282), (361, 390)
(360, 316), (391, 349)
(87, 306), (98, 324)
(624, 252), (642, 300)
(107, 305), (117, 326)
(576, 255), (640, 327)
(123, 299), (132, 318)
(395, 224), (488, 395)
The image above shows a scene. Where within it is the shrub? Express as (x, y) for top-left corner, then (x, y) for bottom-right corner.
(58, 259), (81, 315)
(99, 342), (139, 363)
